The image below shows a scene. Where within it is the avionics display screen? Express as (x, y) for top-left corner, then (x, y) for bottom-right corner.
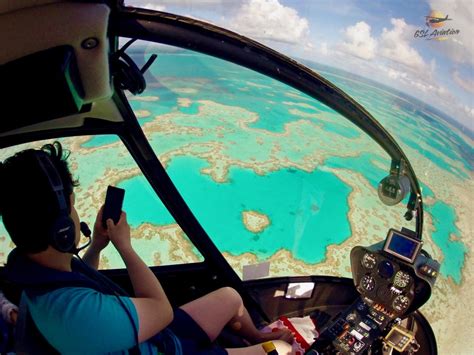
(387, 330), (405, 345)
(383, 230), (422, 263)
(386, 328), (411, 352)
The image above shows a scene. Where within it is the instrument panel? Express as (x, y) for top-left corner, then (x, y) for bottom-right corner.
(353, 249), (415, 316)
(311, 229), (439, 354)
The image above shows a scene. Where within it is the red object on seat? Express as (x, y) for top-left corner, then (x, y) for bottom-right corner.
(278, 316), (311, 350)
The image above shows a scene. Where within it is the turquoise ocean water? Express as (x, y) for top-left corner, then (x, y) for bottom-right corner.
(120, 157), (352, 263)
(81, 50), (471, 283)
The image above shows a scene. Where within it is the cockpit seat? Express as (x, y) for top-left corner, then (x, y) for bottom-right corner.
(0, 299), (56, 355)
(0, 313), (14, 354)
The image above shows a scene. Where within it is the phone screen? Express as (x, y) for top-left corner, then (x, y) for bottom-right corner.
(102, 186), (125, 228)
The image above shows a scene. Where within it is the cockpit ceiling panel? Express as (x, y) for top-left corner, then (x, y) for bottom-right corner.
(0, 2), (111, 103)
(0, 0), (62, 13)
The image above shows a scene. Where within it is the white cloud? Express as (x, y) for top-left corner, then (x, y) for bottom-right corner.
(229, 0), (310, 44)
(429, 0), (474, 65)
(335, 18), (473, 126)
(386, 68), (408, 80)
(126, 0), (222, 7)
(453, 70), (474, 93)
(379, 65), (433, 93)
(303, 40), (331, 59)
(340, 21), (377, 60)
(126, 1), (166, 11)
(143, 3), (166, 11)
(320, 42), (329, 56)
(158, 0), (222, 3)
(463, 104), (474, 114)
(335, 18), (429, 74)
(462, 105), (474, 121)
(380, 18), (426, 70)
(374, 62), (474, 126)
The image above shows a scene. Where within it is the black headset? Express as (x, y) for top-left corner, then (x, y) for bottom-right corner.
(34, 151), (76, 253)
(111, 38), (157, 96)
(113, 51), (147, 95)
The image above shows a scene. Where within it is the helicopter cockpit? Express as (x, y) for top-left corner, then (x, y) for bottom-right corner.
(0, 1), (445, 354)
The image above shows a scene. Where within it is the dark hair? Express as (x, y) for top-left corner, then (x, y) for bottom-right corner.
(0, 141), (79, 253)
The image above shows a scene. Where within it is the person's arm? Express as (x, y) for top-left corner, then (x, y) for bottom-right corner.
(82, 243), (104, 270)
(0, 291), (18, 324)
(107, 212), (173, 342)
(82, 206), (109, 269)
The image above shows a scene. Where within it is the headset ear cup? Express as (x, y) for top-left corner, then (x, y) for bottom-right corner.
(113, 53), (146, 95)
(50, 216), (76, 253)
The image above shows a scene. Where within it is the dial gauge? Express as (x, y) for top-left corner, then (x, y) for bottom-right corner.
(392, 295), (410, 312)
(362, 253), (377, 269)
(393, 271), (411, 288)
(361, 275), (376, 292)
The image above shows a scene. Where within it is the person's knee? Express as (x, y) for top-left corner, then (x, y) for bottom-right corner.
(218, 287), (242, 307)
(218, 286), (242, 303)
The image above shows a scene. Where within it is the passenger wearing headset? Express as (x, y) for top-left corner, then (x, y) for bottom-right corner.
(0, 142), (293, 354)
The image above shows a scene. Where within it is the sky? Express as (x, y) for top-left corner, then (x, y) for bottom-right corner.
(126, 0), (473, 131)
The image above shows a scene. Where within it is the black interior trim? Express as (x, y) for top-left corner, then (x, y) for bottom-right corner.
(245, 276), (360, 323)
(0, 46), (84, 133)
(411, 311), (438, 355)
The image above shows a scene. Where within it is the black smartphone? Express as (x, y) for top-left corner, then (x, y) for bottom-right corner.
(102, 185), (125, 228)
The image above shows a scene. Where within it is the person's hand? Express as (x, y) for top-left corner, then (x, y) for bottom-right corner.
(107, 211), (132, 252)
(10, 308), (18, 325)
(91, 205), (110, 251)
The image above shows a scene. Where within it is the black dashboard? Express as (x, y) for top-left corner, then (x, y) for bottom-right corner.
(351, 247), (417, 317)
(351, 229), (439, 317)
(310, 228), (439, 354)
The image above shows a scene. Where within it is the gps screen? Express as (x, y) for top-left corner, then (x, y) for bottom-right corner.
(384, 231), (421, 262)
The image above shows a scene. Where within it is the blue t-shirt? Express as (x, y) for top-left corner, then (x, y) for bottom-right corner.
(25, 287), (159, 354)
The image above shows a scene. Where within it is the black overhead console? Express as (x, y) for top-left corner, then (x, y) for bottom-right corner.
(0, 46), (87, 134)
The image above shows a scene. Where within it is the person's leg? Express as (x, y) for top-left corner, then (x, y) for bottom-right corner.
(226, 340), (293, 355)
(180, 287), (293, 344)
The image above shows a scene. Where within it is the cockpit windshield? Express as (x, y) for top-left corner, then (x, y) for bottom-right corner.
(122, 40), (419, 279)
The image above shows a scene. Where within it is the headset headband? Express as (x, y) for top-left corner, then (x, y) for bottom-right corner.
(34, 150), (76, 253)
(35, 152), (69, 213)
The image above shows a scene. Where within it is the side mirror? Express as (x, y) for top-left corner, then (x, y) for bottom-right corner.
(378, 174), (410, 206)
